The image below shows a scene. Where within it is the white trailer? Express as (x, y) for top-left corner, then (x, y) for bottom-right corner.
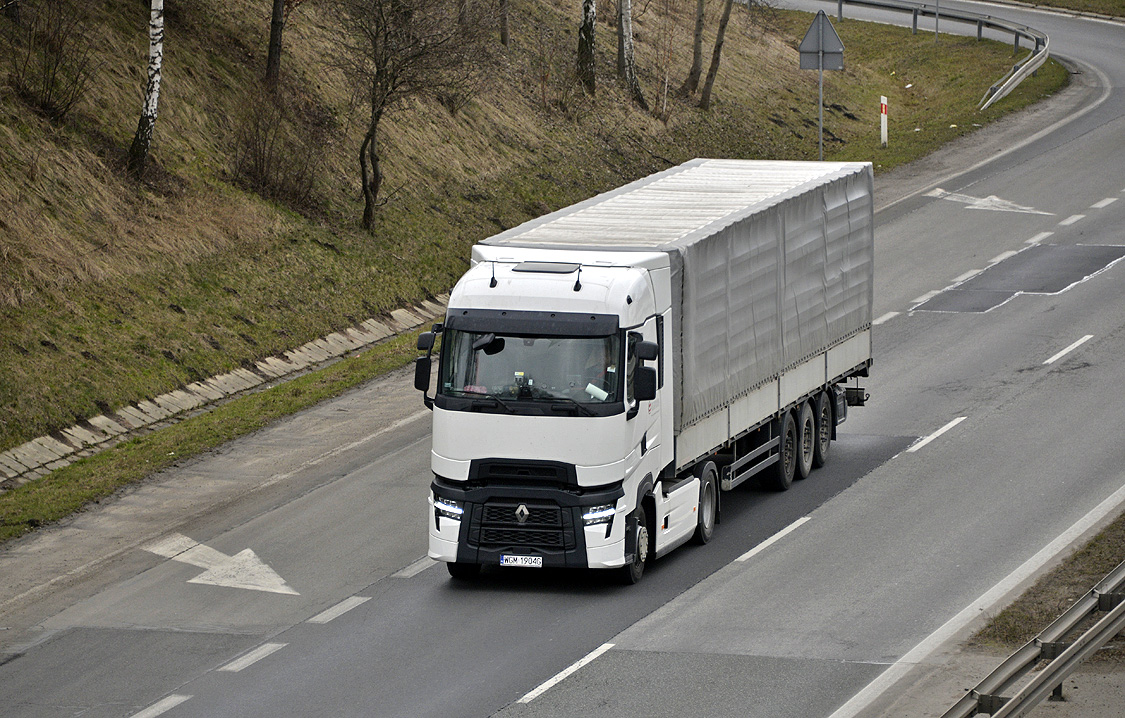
(415, 158), (873, 582)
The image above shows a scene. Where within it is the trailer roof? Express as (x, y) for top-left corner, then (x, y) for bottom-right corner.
(482, 158), (870, 251)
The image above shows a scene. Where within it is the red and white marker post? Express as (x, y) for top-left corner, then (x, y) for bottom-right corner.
(880, 96), (888, 148)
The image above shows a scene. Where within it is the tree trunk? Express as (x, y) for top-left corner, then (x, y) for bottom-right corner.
(698, 0), (733, 110)
(577, 0), (596, 95)
(127, 0), (164, 178)
(359, 108), (384, 231)
(618, 0), (647, 110)
(680, 0), (705, 96)
(265, 0), (285, 89)
(499, 0), (509, 47)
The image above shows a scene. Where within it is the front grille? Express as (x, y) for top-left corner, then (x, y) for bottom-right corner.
(469, 500), (575, 551)
(472, 459), (575, 485)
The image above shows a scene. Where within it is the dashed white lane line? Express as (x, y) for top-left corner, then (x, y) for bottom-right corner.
(911, 290), (940, 306)
(989, 250), (1019, 264)
(219, 643), (287, 672)
(1058, 214), (1085, 226)
(953, 269), (982, 283)
(1026, 231), (1054, 245)
(392, 556), (437, 579)
(308, 596), (371, 624)
(906, 417), (967, 453)
(873, 312), (899, 326)
(1091, 197), (1117, 209)
(1045, 335), (1094, 365)
(736, 516), (811, 563)
(131, 695), (192, 718)
(517, 642), (615, 704)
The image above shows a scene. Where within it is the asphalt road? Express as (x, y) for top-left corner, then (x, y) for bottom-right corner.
(1, 4), (1123, 717)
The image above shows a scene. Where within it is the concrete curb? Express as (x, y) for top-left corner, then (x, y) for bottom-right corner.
(0, 295), (448, 492)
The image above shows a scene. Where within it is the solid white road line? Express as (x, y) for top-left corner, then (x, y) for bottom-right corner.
(131, 695), (192, 718)
(517, 643), (615, 704)
(737, 517), (811, 563)
(307, 596), (372, 624)
(1025, 231), (1054, 245)
(392, 556), (437, 579)
(828, 479), (1125, 718)
(1058, 214), (1085, 226)
(873, 312), (900, 326)
(1091, 197), (1117, 209)
(219, 643), (287, 672)
(1044, 335), (1094, 365)
(906, 417), (967, 453)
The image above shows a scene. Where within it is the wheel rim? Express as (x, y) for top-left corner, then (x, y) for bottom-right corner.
(784, 422), (796, 474)
(636, 524), (649, 565)
(818, 402), (831, 453)
(701, 480), (715, 531)
(801, 415), (814, 464)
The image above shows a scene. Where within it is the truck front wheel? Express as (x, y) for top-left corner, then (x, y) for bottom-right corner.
(692, 462), (718, 545)
(620, 505), (650, 584)
(771, 411), (797, 491)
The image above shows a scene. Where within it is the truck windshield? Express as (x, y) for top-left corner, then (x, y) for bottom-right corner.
(440, 329), (621, 405)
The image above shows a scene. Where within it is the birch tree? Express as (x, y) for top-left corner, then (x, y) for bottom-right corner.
(616, 0), (647, 109)
(680, 0), (705, 95)
(698, 0), (732, 110)
(337, 0), (494, 230)
(576, 0), (596, 95)
(127, 0), (164, 178)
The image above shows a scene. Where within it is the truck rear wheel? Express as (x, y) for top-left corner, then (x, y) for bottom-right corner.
(692, 462), (718, 545)
(447, 561), (480, 580)
(771, 411), (797, 491)
(620, 505), (650, 584)
(796, 401), (815, 480)
(813, 391), (832, 468)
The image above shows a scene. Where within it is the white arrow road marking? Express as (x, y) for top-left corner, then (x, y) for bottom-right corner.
(925, 188), (1053, 215)
(143, 533), (299, 595)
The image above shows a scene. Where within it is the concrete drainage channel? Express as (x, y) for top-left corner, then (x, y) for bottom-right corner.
(0, 295), (448, 492)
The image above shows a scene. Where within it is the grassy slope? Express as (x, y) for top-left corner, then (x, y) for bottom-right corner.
(0, 1), (1068, 455)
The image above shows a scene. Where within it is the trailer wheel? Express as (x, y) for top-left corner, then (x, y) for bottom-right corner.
(692, 462), (718, 545)
(447, 562), (480, 580)
(796, 401), (815, 480)
(771, 411), (797, 491)
(813, 391), (832, 468)
(620, 505), (650, 585)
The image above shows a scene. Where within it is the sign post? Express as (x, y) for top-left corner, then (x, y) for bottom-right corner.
(880, 96), (888, 148)
(799, 11), (845, 161)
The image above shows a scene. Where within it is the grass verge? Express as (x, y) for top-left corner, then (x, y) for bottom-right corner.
(0, 333), (418, 544)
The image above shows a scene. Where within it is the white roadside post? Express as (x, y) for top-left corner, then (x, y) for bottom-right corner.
(880, 96), (888, 148)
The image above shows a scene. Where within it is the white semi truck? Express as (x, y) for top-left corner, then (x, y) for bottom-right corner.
(415, 158), (873, 583)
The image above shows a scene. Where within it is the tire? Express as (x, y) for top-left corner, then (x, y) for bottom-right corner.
(446, 561), (480, 580)
(796, 401), (815, 480)
(692, 463), (718, 545)
(813, 391), (832, 468)
(620, 505), (650, 585)
(771, 411), (797, 491)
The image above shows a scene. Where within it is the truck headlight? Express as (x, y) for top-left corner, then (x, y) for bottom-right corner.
(582, 504), (616, 526)
(434, 497), (464, 521)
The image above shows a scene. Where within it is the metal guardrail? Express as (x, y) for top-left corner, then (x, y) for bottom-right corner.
(824, 0), (1050, 109)
(941, 559), (1125, 718)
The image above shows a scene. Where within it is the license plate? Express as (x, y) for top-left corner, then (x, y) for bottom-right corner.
(500, 554), (543, 568)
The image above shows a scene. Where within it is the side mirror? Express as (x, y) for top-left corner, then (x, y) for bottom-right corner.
(636, 341), (659, 362)
(635, 367), (657, 402)
(414, 356), (432, 393)
(417, 332), (435, 352)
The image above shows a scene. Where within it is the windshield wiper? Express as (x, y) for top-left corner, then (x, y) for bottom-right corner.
(459, 390), (516, 414)
(545, 395), (596, 417)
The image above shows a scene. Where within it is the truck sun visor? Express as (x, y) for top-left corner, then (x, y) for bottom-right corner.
(444, 309), (619, 337)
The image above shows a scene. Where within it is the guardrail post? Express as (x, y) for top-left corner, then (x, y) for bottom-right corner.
(838, 0), (843, 21)
(912, 9), (918, 34)
(977, 20), (983, 40)
(1014, 34), (1020, 53)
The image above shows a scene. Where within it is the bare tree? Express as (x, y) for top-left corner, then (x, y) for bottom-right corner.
(576, 0), (595, 95)
(265, 0), (309, 90)
(654, 0), (680, 120)
(127, 0), (164, 177)
(499, 0), (509, 47)
(679, 0), (705, 95)
(337, 0), (495, 230)
(616, 0), (647, 109)
(698, 0), (732, 110)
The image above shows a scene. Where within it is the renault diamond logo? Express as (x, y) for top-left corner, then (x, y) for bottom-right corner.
(515, 504), (531, 524)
